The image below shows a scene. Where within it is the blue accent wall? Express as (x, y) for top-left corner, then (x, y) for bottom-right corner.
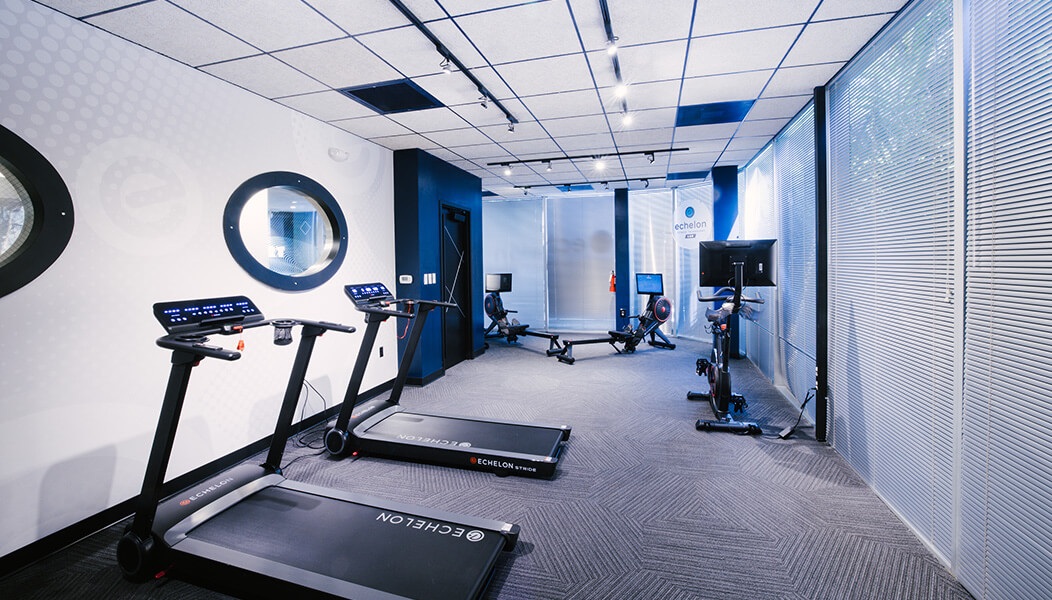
(712, 165), (738, 241)
(393, 149), (483, 384)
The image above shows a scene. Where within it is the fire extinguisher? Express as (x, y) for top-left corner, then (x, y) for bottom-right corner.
(609, 270), (616, 292)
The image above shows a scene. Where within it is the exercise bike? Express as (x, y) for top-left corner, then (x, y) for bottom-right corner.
(688, 239), (777, 435)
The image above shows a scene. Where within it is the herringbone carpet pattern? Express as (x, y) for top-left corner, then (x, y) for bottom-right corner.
(0, 336), (974, 599)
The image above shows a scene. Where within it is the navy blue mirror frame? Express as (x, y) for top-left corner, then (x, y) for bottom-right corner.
(0, 125), (75, 299)
(222, 171), (348, 291)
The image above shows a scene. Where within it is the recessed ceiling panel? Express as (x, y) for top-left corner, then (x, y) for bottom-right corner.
(676, 100), (755, 127)
(339, 79), (444, 114)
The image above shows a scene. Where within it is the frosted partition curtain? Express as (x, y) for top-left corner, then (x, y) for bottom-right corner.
(481, 198), (547, 328)
(547, 194), (615, 332)
(628, 189), (676, 333)
(960, 1), (1052, 598)
(740, 145), (779, 383)
(675, 182), (712, 340)
(827, 0), (956, 564)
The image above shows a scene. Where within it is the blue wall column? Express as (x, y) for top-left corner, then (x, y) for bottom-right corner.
(711, 165), (742, 356)
(393, 149), (484, 385)
(614, 188), (630, 330)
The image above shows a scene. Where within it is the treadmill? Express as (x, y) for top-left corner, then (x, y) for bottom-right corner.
(324, 283), (571, 479)
(118, 295), (519, 599)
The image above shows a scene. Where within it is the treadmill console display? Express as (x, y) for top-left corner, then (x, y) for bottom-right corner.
(345, 283), (395, 307)
(153, 296), (264, 334)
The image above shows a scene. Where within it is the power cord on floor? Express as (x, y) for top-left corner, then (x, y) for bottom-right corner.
(778, 387), (816, 439)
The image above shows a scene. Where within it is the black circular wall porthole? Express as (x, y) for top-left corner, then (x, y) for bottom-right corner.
(0, 125), (75, 298)
(223, 172), (348, 291)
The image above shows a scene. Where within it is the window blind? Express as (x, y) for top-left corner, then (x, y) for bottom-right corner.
(827, 0), (956, 562)
(960, 1), (1052, 598)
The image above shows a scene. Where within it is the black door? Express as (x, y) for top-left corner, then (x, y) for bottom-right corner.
(440, 205), (471, 370)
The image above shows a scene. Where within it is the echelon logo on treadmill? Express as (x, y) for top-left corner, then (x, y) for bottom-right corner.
(397, 434), (471, 448)
(178, 477), (235, 506)
(470, 456), (538, 473)
(376, 513), (485, 543)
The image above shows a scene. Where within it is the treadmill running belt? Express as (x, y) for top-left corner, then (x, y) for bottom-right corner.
(366, 413), (562, 456)
(187, 486), (505, 600)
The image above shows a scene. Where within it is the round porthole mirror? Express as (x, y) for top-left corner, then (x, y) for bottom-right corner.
(223, 172), (347, 290)
(0, 124), (75, 298)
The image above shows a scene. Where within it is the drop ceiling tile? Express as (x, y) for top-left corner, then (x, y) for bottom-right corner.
(370, 133), (441, 150)
(605, 0), (696, 48)
(622, 165), (674, 179)
(672, 122), (740, 142)
(387, 107), (470, 133)
(673, 149), (723, 166)
(395, 0), (448, 22)
(171, 0), (345, 52)
(679, 71), (772, 105)
(726, 136), (772, 151)
(762, 63), (843, 97)
(522, 90), (605, 121)
(685, 27), (802, 78)
(424, 19), (488, 69)
(34, 0), (136, 18)
(554, 132), (616, 152)
(305, 0), (410, 34)
(814, 0), (908, 21)
(356, 26), (448, 78)
(201, 54), (327, 98)
(274, 38), (401, 89)
(479, 120), (549, 143)
(455, 2), (581, 63)
(613, 128), (674, 148)
(691, 0), (819, 36)
(737, 118), (789, 136)
(412, 72), (488, 107)
(449, 97), (530, 128)
(424, 127), (496, 148)
(717, 148), (764, 164)
(746, 95), (811, 120)
(544, 114), (612, 138)
(499, 138), (564, 156)
(426, 147), (475, 164)
(447, 145), (511, 162)
(439, 0), (534, 16)
(588, 40), (689, 88)
(276, 90), (379, 121)
(783, 15), (891, 67)
(333, 115), (413, 138)
(86, 2), (258, 66)
(496, 54), (595, 97)
(600, 80), (682, 111)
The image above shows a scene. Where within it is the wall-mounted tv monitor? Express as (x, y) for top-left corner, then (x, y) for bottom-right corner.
(485, 273), (512, 293)
(635, 273), (664, 295)
(699, 239), (777, 288)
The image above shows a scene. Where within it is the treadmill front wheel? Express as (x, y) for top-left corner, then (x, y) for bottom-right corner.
(324, 427), (350, 456)
(117, 530), (157, 582)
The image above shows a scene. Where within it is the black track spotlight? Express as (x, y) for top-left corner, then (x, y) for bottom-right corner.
(643, 179), (650, 188)
(645, 152), (655, 163)
(543, 160), (552, 172)
(479, 95), (488, 109)
(502, 164), (512, 176)
(507, 120), (515, 133)
(439, 57), (452, 74)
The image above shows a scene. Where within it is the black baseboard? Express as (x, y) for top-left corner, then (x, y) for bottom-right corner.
(407, 367), (445, 387)
(0, 380), (394, 579)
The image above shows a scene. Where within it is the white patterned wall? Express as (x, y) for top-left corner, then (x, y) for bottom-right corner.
(0, 0), (397, 557)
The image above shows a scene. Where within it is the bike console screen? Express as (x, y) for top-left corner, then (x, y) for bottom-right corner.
(153, 296), (264, 334)
(636, 273), (664, 295)
(344, 283), (395, 308)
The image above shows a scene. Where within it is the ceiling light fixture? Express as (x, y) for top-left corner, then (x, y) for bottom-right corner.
(479, 95), (488, 109)
(614, 83), (629, 99)
(486, 147), (689, 169)
(595, 158), (606, 171)
(543, 160), (552, 172)
(502, 164), (512, 176)
(507, 120), (515, 132)
(606, 37), (619, 56)
(513, 177), (656, 192)
(621, 111), (634, 127)
(643, 179), (650, 188)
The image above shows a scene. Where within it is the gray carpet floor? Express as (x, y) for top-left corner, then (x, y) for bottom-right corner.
(0, 335), (974, 599)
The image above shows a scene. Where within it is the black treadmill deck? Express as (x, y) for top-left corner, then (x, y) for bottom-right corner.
(356, 409), (570, 478)
(178, 481), (513, 600)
